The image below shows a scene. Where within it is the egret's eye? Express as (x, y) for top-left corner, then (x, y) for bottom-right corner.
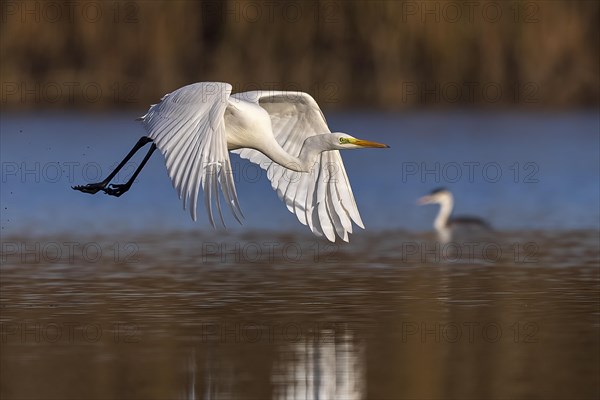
(339, 137), (350, 144)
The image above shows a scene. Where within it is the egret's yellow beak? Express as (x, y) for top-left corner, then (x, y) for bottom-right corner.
(417, 196), (431, 205)
(351, 138), (390, 148)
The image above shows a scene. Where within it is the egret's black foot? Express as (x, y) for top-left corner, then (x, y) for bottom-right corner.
(102, 183), (130, 197)
(72, 182), (107, 194)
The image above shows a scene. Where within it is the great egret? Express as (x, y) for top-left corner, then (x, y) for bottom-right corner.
(417, 188), (490, 242)
(73, 82), (389, 242)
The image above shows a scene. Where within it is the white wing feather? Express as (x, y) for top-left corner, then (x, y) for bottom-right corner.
(138, 82), (243, 226)
(231, 91), (364, 242)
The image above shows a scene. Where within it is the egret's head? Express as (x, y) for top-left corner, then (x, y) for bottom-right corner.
(417, 188), (452, 205)
(331, 133), (389, 150)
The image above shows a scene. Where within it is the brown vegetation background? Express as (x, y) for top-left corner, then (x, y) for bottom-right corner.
(1, 0), (598, 109)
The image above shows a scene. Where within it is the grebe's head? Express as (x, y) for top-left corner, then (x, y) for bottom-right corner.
(417, 188), (453, 205)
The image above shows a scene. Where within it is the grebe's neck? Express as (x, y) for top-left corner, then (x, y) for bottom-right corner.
(434, 193), (454, 231)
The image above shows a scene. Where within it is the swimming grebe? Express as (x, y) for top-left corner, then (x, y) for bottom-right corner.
(418, 188), (490, 241)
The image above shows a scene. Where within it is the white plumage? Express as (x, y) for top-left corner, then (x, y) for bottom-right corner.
(138, 82), (389, 242)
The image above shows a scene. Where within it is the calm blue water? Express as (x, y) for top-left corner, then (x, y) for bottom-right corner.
(1, 111), (598, 237)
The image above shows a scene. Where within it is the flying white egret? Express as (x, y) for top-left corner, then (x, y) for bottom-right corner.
(73, 82), (389, 242)
(417, 188), (490, 242)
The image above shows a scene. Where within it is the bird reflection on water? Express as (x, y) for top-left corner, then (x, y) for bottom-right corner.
(188, 327), (364, 400)
(272, 329), (364, 400)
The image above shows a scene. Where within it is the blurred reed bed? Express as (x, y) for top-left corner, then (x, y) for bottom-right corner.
(0, 0), (598, 109)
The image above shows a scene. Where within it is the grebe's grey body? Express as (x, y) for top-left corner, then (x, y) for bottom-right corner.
(418, 188), (490, 242)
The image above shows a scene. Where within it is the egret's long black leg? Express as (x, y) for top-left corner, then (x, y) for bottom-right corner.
(72, 136), (153, 194)
(103, 143), (157, 197)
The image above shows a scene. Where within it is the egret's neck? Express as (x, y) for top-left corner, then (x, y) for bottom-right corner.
(266, 135), (329, 172)
(434, 195), (454, 231)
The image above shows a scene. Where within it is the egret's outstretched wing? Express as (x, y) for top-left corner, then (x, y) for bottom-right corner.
(138, 82), (243, 226)
(231, 91), (364, 242)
